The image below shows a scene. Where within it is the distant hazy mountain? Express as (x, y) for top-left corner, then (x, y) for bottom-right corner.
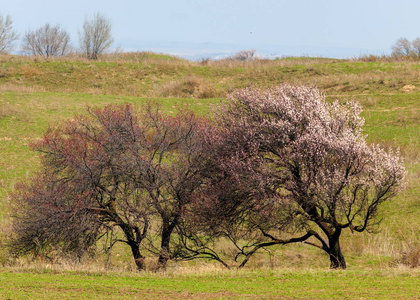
(118, 40), (386, 60)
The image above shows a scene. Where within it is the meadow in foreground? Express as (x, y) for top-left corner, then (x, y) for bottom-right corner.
(1, 266), (419, 299)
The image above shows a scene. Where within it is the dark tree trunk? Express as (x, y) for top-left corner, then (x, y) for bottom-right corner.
(115, 218), (147, 271)
(156, 227), (172, 270)
(328, 228), (346, 269)
(129, 241), (146, 271)
(157, 215), (181, 271)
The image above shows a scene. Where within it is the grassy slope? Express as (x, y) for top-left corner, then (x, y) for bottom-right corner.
(0, 54), (419, 298)
(2, 55), (420, 98)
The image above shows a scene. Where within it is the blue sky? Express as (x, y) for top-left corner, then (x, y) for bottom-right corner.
(2, 0), (420, 59)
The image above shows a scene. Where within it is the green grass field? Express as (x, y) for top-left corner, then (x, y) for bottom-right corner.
(0, 53), (419, 298)
(1, 268), (419, 299)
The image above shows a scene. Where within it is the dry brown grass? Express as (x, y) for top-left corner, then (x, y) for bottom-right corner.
(0, 83), (46, 93)
(207, 57), (339, 68)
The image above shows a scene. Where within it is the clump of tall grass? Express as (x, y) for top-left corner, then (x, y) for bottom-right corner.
(399, 243), (420, 268)
(391, 243), (420, 268)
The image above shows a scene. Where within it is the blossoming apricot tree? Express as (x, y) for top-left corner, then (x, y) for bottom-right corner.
(192, 84), (406, 269)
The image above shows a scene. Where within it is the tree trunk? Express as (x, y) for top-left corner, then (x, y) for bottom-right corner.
(156, 213), (181, 270)
(328, 229), (346, 269)
(129, 241), (146, 271)
(156, 228), (172, 270)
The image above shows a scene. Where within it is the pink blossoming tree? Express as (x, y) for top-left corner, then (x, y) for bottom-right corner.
(192, 84), (406, 269)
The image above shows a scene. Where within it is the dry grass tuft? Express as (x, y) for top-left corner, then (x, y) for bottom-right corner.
(0, 67), (11, 78)
(18, 65), (41, 77)
(394, 243), (420, 268)
(153, 75), (224, 99)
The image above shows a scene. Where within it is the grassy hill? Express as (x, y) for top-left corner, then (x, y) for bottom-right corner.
(0, 53), (419, 298)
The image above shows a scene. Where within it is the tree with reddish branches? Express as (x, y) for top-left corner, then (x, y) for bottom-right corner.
(10, 103), (205, 271)
(191, 84), (406, 269)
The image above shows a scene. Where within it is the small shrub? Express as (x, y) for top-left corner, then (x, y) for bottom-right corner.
(200, 57), (211, 65)
(229, 49), (257, 61)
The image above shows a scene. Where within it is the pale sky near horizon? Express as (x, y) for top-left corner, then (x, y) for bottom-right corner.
(2, 0), (420, 58)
